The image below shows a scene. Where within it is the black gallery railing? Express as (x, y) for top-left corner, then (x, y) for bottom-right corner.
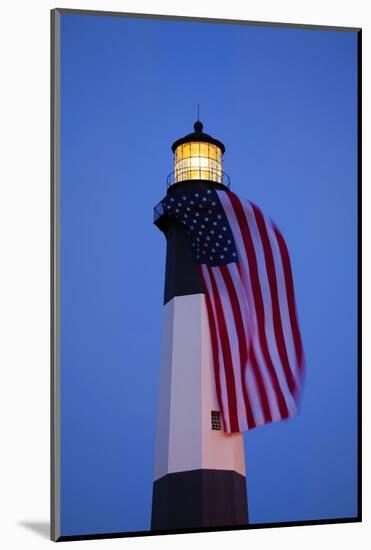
(166, 168), (231, 188)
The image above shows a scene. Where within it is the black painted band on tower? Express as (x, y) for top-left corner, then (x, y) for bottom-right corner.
(151, 469), (248, 531)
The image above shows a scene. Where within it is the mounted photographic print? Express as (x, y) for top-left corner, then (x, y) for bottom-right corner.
(51, 8), (361, 542)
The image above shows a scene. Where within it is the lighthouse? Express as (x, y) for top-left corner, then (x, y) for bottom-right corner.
(151, 121), (249, 531)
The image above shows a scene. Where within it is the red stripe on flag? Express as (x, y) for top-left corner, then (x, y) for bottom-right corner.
(219, 264), (256, 429)
(273, 225), (305, 382)
(197, 266), (228, 430)
(208, 266), (240, 433)
(249, 343), (274, 423)
(251, 204), (297, 397)
(227, 191), (290, 419)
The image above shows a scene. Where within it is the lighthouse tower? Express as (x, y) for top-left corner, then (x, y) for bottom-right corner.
(151, 121), (248, 531)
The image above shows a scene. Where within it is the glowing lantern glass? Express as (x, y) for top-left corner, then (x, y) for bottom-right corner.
(171, 121), (225, 184)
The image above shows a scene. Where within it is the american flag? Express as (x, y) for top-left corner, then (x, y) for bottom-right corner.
(156, 188), (305, 433)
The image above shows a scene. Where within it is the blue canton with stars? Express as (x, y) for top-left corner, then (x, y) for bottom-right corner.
(157, 188), (238, 267)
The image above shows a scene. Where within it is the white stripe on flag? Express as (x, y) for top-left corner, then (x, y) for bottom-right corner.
(213, 266), (249, 431)
(243, 201), (297, 416)
(217, 191), (282, 422)
(201, 264), (232, 433)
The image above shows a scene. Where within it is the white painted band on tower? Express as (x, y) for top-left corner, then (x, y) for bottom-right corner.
(154, 293), (246, 481)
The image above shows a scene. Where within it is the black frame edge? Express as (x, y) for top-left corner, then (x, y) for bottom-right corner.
(51, 7), (61, 543)
(356, 28), (362, 523)
(56, 516), (361, 542)
(53, 7), (361, 32)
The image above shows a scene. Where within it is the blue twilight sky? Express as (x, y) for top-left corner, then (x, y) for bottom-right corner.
(60, 13), (358, 536)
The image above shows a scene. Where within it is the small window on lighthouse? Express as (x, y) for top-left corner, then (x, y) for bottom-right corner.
(211, 411), (222, 430)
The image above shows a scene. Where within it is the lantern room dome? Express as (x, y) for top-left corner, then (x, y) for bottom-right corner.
(171, 120), (226, 154)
